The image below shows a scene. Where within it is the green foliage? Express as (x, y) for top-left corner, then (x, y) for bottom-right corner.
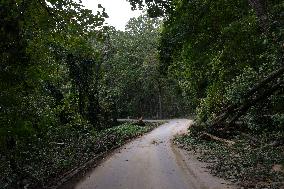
(0, 0), (108, 135)
(102, 14), (190, 119)
(96, 123), (155, 147)
(159, 0), (284, 130)
(0, 122), (158, 188)
(127, 0), (172, 17)
(1, 0), (283, 187)
(1, 2), (177, 186)
(0, 0), (111, 187)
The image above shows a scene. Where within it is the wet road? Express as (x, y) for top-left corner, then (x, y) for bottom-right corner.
(74, 119), (233, 189)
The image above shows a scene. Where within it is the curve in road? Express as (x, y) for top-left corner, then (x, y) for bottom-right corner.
(73, 119), (234, 189)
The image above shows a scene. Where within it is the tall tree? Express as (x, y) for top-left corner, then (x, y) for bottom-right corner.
(0, 0), (108, 186)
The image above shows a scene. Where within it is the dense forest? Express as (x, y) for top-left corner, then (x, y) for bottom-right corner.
(1, 0), (283, 188)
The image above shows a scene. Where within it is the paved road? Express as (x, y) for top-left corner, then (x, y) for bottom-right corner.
(74, 119), (233, 189)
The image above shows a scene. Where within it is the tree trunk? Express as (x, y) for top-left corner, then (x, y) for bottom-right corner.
(200, 132), (235, 146)
(158, 92), (162, 119)
(228, 80), (284, 124)
(78, 86), (84, 116)
(248, 0), (269, 33)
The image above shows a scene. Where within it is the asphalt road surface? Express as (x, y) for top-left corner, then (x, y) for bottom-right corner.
(74, 119), (234, 189)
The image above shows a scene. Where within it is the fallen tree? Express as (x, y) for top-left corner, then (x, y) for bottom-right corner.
(200, 132), (235, 146)
(209, 61), (284, 132)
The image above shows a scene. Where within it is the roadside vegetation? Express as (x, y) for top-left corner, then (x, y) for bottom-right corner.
(1, 0), (283, 188)
(175, 131), (284, 188)
(1, 121), (160, 188)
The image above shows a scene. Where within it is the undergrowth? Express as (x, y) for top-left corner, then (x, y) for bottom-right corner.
(174, 130), (284, 189)
(0, 122), (159, 189)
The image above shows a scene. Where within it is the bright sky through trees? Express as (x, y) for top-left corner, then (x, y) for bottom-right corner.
(81, 0), (143, 30)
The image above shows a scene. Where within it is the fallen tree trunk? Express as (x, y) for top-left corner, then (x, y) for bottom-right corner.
(210, 64), (284, 128)
(214, 65), (284, 123)
(240, 132), (259, 143)
(136, 116), (145, 126)
(244, 65), (284, 98)
(212, 63), (284, 125)
(200, 132), (235, 146)
(228, 80), (284, 124)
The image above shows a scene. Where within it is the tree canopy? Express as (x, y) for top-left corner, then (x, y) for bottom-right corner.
(1, 0), (283, 188)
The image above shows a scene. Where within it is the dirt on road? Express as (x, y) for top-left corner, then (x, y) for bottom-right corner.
(66, 119), (234, 189)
